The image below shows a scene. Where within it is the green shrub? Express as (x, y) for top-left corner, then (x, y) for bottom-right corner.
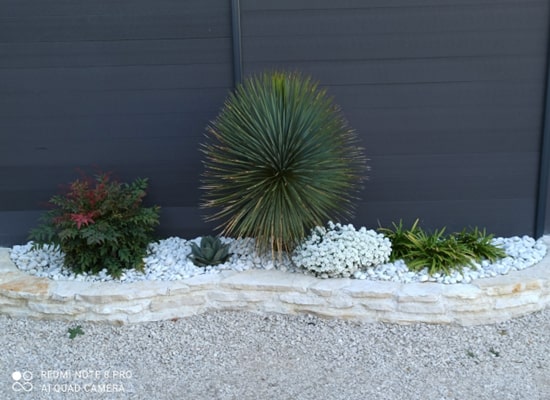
(378, 220), (506, 275)
(29, 172), (160, 278)
(201, 71), (367, 255)
(454, 227), (506, 262)
(188, 236), (231, 267)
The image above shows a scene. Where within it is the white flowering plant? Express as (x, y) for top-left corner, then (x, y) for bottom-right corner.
(292, 221), (392, 278)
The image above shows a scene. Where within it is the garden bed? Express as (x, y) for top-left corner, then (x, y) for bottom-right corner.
(1, 236), (549, 326)
(9, 233), (547, 285)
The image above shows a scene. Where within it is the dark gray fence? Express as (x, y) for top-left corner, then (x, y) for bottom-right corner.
(1, 0), (549, 245)
(0, 0), (234, 244)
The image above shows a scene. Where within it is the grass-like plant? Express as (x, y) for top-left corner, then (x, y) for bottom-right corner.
(454, 227), (506, 262)
(378, 219), (420, 262)
(401, 227), (476, 275)
(378, 220), (506, 275)
(201, 71), (367, 255)
(29, 172), (160, 278)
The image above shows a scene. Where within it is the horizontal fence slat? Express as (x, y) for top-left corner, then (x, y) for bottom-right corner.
(244, 31), (546, 62)
(242, 0), (546, 11)
(242, 3), (547, 36)
(0, 38), (233, 69)
(0, 65), (233, 92)
(244, 57), (547, 85)
(0, 14), (230, 43)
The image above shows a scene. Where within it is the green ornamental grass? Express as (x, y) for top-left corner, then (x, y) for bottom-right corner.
(454, 227), (506, 262)
(379, 220), (506, 276)
(378, 219), (421, 262)
(402, 227), (476, 275)
(201, 71), (367, 255)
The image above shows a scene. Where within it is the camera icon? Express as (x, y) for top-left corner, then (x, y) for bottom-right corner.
(11, 371), (33, 392)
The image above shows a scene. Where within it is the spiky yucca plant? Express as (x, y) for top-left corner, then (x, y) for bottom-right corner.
(201, 71), (367, 255)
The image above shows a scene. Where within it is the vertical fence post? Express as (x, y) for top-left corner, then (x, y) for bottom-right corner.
(535, 24), (550, 238)
(231, 0), (243, 87)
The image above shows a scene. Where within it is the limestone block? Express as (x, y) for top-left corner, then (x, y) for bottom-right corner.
(221, 270), (316, 293)
(0, 263), (15, 273)
(539, 293), (550, 306)
(494, 292), (541, 310)
(398, 301), (446, 314)
(255, 300), (292, 315)
(207, 290), (273, 303)
(150, 294), (207, 312)
(0, 271), (22, 284)
(513, 278), (544, 292)
(503, 302), (545, 318)
(115, 280), (172, 299)
(309, 279), (352, 297)
(27, 300), (87, 315)
(397, 283), (443, 303)
(326, 294), (355, 309)
(75, 281), (168, 304)
(51, 281), (94, 302)
(0, 274), (51, 299)
(360, 299), (396, 312)
(0, 295), (26, 308)
(279, 292), (326, 306)
(344, 280), (397, 299)
(447, 298), (495, 313)
(0, 305), (43, 319)
(515, 263), (550, 282)
(181, 273), (223, 290)
(166, 281), (191, 295)
(91, 299), (151, 315)
(206, 291), (244, 303)
(441, 284), (483, 300)
(478, 280), (544, 296)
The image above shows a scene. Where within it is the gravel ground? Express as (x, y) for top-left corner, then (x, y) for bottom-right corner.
(1, 309), (549, 400)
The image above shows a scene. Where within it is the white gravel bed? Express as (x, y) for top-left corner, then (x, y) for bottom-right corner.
(9, 235), (547, 284)
(1, 309), (549, 400)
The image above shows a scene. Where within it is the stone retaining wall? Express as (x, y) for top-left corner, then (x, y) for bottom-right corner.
(1, 238), (549, 326)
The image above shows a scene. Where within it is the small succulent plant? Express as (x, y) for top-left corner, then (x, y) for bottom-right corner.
(188, 236), (231, 267)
